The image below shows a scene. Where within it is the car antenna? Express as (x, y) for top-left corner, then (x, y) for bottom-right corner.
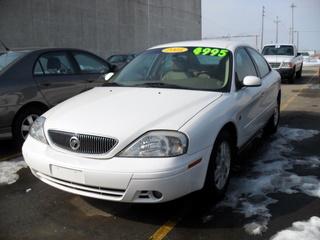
(0, 39), (10, 51)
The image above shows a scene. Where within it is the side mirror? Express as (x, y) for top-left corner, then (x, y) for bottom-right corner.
(243, 76), (262, 87)
(297, 52), (302, 56)
(104, 72), (114, 81)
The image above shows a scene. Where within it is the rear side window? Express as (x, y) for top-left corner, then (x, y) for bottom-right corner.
(73, 52), (109, 74)
(247, 48), (270, 78)
(33, 61), (44, 75)
(235, 48), (257, 84)
(38, 52), (75, 75)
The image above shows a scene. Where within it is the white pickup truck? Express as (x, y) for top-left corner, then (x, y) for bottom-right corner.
(262, 44), (303, 83)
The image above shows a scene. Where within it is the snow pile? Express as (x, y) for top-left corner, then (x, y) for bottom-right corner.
(0, 157), (28, 185)
(270, 217), (320, 240)
(204, 127), (320, 235)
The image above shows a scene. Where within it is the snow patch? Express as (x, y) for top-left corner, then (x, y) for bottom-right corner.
(204, 127), (320, 235)
(270, 217), (320, 240)
(0, 157), (28, 185)
(244, 222), (268, 235)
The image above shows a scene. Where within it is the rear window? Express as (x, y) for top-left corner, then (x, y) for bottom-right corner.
(0, 51), (27, 72)
(262, 45), (294, 56)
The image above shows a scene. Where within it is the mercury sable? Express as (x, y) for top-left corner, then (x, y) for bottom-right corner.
(22, 40), (281, 203)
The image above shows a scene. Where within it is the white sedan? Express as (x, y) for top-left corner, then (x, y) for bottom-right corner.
(22, 40), (281, 203)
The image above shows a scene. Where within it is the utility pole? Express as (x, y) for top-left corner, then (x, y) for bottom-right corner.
(260, 6), (265, 51)
(274, 16), (280, 44)
(290, 3), (296, 44)
(294, 31), (299, 50)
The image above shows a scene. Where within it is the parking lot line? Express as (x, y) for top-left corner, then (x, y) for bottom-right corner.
(0, 152), (21, 161)
(281, 72), (318, 111)
(149, 217), (180, 240)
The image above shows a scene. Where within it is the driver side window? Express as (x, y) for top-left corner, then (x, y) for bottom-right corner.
(235, 48), (257, 88)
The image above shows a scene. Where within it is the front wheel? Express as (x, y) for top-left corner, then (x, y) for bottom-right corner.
(12, 106), (46, 146)
(264, 101), (280, 135)
(202, 131), (235, 198)
(288, 67), (296, 84)
(296, 64), (303, 78)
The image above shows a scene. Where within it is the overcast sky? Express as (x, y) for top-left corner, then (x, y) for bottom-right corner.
(202, 0), (320, 51)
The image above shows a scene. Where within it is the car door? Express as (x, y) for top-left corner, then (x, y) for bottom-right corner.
(33, 51), (87, 106)
(234, 48), (264, 145)
(246, 47), (278, 126)
(70, 51), (110, 89)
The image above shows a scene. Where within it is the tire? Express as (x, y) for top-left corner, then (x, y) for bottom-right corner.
(202, 131), (235, 199)
(288, 67), (296, 84)
(12, 106), (46, 146)
(264, 99), (280, 135)
(296, 64), (303, 78)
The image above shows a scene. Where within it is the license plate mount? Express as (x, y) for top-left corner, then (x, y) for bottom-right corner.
(51, 165), (85, 184)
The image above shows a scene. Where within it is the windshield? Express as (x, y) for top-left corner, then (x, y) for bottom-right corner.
(0, 51), (27, 72)
(108, 47), (232, 92)
(262, 45), (294, 56)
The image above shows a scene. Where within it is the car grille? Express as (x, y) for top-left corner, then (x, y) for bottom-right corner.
(48, 130), (117, 154)
(269, 62), (281, 68)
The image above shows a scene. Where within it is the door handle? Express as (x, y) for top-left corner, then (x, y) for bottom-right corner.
(87, 79), (95, 83)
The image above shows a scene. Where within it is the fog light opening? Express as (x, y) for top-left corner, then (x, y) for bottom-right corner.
(152, 191), (163, 199)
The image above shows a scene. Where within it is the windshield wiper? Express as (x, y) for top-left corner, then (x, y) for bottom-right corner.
(133, 82), (192, 90)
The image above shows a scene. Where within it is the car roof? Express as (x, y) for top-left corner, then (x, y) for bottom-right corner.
(149, 39), (251, 51)
(263, 44), (295, 47)
(4, 47), (97, 54)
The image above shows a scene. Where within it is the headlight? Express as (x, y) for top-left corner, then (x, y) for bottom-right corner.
(119, 131), (188, 157)
(281, 62), (293, 68)
(29, 116), (48, 144)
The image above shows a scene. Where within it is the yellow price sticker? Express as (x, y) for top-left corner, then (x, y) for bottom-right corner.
(162, 47), (189, 53)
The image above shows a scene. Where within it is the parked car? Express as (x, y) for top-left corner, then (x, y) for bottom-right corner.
(23, 40), (281, 203)
(106, 54), (136, 70)
(300, 51), (311, 63)
(0, 48), (112, 144)
(262, 44), (303, 83)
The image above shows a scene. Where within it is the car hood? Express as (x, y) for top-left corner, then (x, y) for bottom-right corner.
(264, 55), (294, 63)
(44, 87), (222, 157)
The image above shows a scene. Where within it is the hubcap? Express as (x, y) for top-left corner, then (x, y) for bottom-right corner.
(21, 114), (39, 139)
(214, 141), (231, 190)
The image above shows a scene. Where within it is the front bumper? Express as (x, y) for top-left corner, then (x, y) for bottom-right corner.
(275, 68), (295, 78)
(22, 136), (210, 203)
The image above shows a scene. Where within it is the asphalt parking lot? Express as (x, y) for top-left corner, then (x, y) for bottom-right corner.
(1, 66), (320, 240)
